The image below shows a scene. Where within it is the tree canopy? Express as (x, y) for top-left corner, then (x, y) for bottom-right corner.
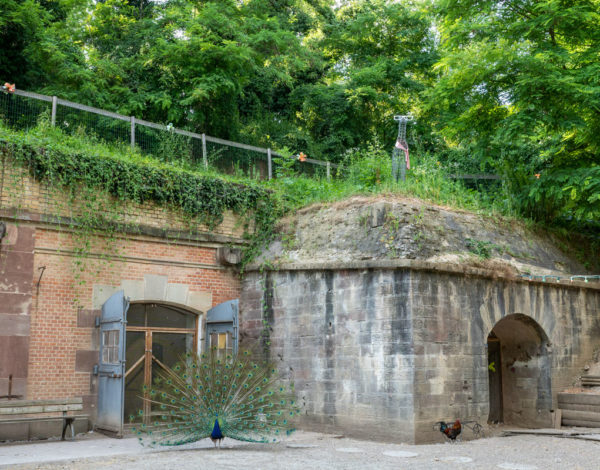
(1, 0), (599, 226)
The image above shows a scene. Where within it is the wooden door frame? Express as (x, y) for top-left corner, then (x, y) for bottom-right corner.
(124, 306), (199, 423)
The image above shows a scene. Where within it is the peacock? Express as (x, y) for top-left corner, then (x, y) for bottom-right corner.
(131, 348), (300, 447)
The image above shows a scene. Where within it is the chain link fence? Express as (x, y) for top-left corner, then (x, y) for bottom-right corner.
(0, 89), (336, 181)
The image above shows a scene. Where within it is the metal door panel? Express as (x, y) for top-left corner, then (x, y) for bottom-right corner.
(205, 299), (238, 354)
(96, 291), (129, 436)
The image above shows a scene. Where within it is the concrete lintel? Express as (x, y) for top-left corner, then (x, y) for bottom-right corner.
(121, 280), (145, 301)
(144, 275), (167, 301)
(166, 283), (189, 305)
(246, 260), (599, 291)
(187, 291), (212, 313)
(92, 285), (120, 310)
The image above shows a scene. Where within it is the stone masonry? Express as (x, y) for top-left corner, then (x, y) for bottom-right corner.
(240, 261), (600, 444)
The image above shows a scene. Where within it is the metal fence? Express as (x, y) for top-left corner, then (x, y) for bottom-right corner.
(0, 89), (337, 181)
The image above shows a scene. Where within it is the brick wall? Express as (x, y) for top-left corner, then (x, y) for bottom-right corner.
(0, 160), (245, 426)
(27, 227), (240, 420)
(0, 161), (249, 240)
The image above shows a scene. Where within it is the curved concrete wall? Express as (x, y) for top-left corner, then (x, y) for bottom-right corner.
(240, 262), (600, 443)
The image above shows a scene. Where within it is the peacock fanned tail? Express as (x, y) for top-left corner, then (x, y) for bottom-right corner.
(131, 348), (300, 446)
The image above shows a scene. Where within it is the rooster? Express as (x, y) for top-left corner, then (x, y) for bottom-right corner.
(436, 419), (461, 441)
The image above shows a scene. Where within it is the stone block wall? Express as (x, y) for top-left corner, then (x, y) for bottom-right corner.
(241, 269), (416, 443)
(240, 262), (600, 444)
(0, 224), (34, 400)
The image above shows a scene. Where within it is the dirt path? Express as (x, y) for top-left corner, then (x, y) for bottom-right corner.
(3, 430), (600, 470)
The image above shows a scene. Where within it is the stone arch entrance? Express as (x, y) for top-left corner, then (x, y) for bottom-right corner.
(487, 314), (552, 427)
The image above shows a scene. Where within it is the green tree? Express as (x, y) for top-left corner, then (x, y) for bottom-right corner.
(293, 0), (437, 161)
(429, 0), (600, 223)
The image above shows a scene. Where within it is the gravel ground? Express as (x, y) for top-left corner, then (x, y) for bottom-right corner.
(3, 430), (600, 470)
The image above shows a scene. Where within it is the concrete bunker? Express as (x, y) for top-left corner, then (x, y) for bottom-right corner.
(487, 314), (552, 427)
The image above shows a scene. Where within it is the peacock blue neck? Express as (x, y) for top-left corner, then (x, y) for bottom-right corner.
(211, 418), (223, 440)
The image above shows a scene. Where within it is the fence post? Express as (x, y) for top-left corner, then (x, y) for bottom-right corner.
(202, 133), (208, 169)
(130, 116), (135, 150)
(51, 96), (57, 127)
(326, 162), (331, 181)
(267, 148), (272, 180)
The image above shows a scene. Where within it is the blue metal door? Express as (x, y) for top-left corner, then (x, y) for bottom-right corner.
(96, 291), (129, 436)
(205, 299), (238, 354)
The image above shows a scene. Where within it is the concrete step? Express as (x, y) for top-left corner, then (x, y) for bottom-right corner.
(558, 392), (600, 428)
(558, 393), (600, 406)
(581, 376), (600, 387)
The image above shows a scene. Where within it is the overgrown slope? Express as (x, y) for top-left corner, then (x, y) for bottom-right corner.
(260, 196), (596, 276)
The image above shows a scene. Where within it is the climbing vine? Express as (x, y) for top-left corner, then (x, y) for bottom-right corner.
(0, 127), (278, 300)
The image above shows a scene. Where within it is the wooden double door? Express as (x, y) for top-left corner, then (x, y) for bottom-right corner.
(124, 303), (197, 420)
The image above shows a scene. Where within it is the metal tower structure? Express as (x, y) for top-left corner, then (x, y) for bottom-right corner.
(392, 114), (414, 182)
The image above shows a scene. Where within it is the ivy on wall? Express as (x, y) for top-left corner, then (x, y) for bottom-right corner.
(0, 135), (277, 287)
(1, 138), (272, 228)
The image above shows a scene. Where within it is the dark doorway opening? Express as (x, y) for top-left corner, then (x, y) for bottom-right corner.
(486, 314), (552, 427)
(487, 334), (503, 423)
